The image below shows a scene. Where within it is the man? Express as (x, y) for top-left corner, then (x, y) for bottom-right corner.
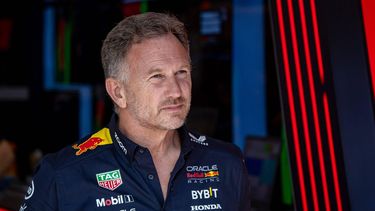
(21, 12), (251, 210)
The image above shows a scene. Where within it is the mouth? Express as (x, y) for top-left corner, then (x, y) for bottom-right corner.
(160, 104), (184, 112)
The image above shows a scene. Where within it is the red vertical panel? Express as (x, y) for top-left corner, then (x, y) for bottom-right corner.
(309, 0), (344, 210)
(361, 0), (375, 99)
(323, 93), (343, 211)
(275, 0), (309, 210)
(272, 0), (351, 210)
(297, 0), (331, 210)
(309, 0), (325, 83)
(286, 0), (319, 209)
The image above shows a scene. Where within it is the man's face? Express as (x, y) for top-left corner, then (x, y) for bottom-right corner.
(122, 34), (192, 130)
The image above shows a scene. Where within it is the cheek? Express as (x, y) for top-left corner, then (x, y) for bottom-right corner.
(182, 81), (192, 95)
(129, 87), (152, 106)
(143, 89), (163, 106)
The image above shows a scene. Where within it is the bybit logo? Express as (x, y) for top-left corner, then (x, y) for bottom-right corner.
(191, 187), (218, 200)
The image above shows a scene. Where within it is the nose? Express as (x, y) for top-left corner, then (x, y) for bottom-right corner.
(167, 76), (183, 99)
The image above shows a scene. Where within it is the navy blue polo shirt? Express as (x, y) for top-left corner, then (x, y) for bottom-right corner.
(21, 115), (251, 211)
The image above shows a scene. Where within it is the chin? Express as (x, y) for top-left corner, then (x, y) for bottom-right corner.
(159, 118), (185, 130)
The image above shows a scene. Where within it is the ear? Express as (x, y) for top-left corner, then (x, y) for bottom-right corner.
(105, 78), (127, 109)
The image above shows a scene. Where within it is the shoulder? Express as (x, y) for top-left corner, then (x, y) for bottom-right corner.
(39, 127), (114, 172)
(21, 127), (115, 209)
(187, 130), (244, 162)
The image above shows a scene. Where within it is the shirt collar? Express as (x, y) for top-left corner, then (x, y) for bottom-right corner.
(108, 113), (194, 163)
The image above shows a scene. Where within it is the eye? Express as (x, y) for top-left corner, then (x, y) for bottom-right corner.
(150, 74), (164, 80)
(176, 70), (189, 78)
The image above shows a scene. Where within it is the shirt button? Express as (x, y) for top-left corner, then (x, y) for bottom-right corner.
(139, 148), (145, 154)
(148, 174), (154, 180)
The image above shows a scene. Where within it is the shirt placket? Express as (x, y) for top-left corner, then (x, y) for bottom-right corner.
(134, 147), (164, 209)
(162, 153), (190, 210)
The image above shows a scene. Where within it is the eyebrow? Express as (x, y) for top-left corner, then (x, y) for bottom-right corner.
(146, 68), (163, 76)
(146, 64), (191, 75)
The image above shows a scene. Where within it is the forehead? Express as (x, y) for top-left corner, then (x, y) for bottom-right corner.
(125, 34), (190, 72)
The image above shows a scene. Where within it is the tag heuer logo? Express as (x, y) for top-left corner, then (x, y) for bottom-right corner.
(96, 170), (123, 191)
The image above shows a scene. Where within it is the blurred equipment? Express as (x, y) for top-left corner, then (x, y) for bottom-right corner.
(0, 139), (27, 211)
(244, 136), (281, 211)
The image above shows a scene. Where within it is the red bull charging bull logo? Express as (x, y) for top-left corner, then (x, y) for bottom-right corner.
(73, 137), (103, 155)
(72, 128), (113, 156)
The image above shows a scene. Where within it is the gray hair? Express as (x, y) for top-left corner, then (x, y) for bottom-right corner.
(101, 12), (190, 82)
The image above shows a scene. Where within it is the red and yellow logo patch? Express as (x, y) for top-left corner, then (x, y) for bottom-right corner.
(72, 128), (112, 155)
(205, 171), (219, 177)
